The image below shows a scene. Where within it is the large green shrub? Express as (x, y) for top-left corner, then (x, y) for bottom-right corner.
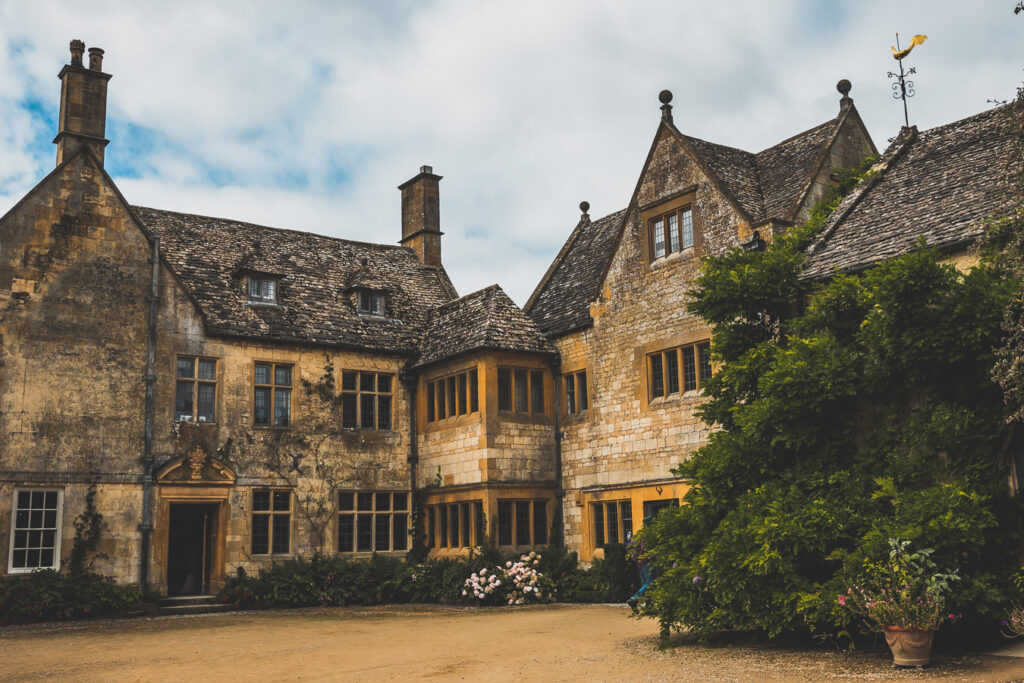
(637, 152), (1024, 640)
(0, 570), (141, 625)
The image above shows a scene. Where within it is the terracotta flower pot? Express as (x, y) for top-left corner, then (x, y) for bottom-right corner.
(884, 627), (934, 667)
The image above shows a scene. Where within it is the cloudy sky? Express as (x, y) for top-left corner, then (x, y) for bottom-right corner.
(1, 1), (1021, 304)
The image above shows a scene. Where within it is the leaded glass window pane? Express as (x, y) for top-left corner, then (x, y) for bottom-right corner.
(254, 363), (271, 385)
(577, 372), (588, 411)
(357, 515), (373, 552)
(275, 366), (291, 386)
(469, 370), (479, 413)
(565, 375), (576, 414)
(198, 359), (216, 380)
(530, 371), (544, 413)
(254, 387), (271, 425)
(650, 354), (664, 398)
(360, 394), (375, 429)
(699, 343), (712, 384)
(681, 208), (693, 249)
(667, 213), (679, 253)
(175, 381), (193, 421)
(497, 502), (513, 546)
(653, 219), (665, 258)
(338, 514), (354, 552)
(272, 515), (290, 553)
(197, 383), (215, 422)
(274, 388), (290, 426)
(666, 349), (680, 395)
(683, 346), (697, 391)
(498, 369), (511, 411)
(514, 370), (528, 412)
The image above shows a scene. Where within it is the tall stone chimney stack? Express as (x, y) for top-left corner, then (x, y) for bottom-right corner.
(398, 165), (443, 267)
(54, 39), (111, 167)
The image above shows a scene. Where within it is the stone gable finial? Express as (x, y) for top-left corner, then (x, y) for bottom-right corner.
(579, 201), (590, 219)
(837, 79), (853, 111)
(659, 90), (673, 124)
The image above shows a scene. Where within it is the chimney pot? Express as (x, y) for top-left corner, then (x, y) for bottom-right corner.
(420, 165), (433, 174)
(69, 39), (85, 67)
(88, 47), (104, 71)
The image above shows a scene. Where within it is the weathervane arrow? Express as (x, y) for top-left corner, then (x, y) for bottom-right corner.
(887, 33), (927, 128)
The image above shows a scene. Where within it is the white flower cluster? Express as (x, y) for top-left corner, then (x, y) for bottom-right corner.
(463, 566), (502, 600)
(504, 552), (544, 606)
(461, 552), (545, 606)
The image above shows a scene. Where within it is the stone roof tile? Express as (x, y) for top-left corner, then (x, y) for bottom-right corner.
(416, 284), (555, 367)
(802, 105), (1020, 280)
(134, 206), (458, 354)
(525, 209), (625, 337)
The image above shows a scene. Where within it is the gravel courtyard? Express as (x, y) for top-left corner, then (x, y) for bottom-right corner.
(4, 604), (1024, 682)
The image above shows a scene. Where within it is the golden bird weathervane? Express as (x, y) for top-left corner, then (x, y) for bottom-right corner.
(888, 33), (927, 127)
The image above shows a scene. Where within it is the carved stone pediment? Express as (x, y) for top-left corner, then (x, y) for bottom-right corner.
(157, 445), (235, 485)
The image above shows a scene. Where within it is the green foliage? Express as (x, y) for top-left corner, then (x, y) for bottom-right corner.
(0, 570), (141, 625)
(839, 538), (960, 632)
(68, 484), (107, 576)
(639, 155), (1024, 641)
(216, 546), (631, 610)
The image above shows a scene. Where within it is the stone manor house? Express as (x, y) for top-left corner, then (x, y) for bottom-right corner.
(1, 42), (1014, 595)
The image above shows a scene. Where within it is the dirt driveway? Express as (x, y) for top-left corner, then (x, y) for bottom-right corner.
(4, 604), (1024, 682)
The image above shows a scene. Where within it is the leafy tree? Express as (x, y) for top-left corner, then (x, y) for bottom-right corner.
(639, 149), (1024, 641)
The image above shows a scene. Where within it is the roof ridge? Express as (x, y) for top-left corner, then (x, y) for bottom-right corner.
(132, 205), (411, 252)
(914, 103), (1012, 137)
(756, 116), (839, 154)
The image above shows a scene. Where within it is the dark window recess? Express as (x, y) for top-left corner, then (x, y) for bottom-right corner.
(341, 370), (394, 430)
(358, 291), (386, 316)
(252, 489), (290, 555)
(339, 491), (410, 552)
(515, 501), (531, 546)
(425, 368), (481, 424)
(497, 369), (511, 411)
(514, 370), (528, 412)
(474, 502), (485, 546)
(176, 357), (216, 422)
(532, 502), (548, 546)
(530, 371), (544, 413)
(648, 206), (694, 262)
(564, 370), (589, 415)
(650, 354), (664, 398)
(254, 362), (292, 426)
(593, 504), (605, 547)
(497, 501), (513, 546)
(667, 350), (680, 394)
(10, 490), (60, 570)
(648, 340), (712, 402)
(249, 276), (277, 303)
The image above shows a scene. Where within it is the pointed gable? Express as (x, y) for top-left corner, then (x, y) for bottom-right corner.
(525, 209), (625, 336)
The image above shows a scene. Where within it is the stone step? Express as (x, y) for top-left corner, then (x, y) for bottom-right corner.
(156, 602), (236, 616)
(156, 594), (217, 607)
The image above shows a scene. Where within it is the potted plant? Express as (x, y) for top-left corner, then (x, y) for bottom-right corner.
(838, 538), (960, 667)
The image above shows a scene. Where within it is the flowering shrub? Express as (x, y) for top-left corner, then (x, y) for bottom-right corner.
(838, 538), (960, 632)
(1002, 604), (1024, 638)
(462, 552), (554, 606)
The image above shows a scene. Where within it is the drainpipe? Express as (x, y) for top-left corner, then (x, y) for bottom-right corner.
(139, 236), (160, 591)
(549, 355), (565, 546)
(402, 367), (419, 548)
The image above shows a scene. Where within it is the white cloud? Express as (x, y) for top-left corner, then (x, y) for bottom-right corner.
(1, 0), (1020, 303)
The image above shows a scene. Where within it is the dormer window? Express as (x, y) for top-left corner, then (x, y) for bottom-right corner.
(249, 276), (278, 304)
(650, 206), (693, 260)
(358, 291), (386, 316)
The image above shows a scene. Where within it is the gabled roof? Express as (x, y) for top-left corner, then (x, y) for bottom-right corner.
(802, 104), (1020, 280)
(683, 115), (849, 225)
(133, 206), (458, 354)
(524, 209), (626, 337)
(416, 284), (555, 368)
(527, 107), (856, 338)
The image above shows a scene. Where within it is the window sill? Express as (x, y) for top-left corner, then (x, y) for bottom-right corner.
(649, 247), (696, 269)
(6, 566), (59, 575)
(175, 420), (218, 425)
(245, 300), (280, 307)
(648, 389), (704, 407)
(253, 424), (292, 430)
